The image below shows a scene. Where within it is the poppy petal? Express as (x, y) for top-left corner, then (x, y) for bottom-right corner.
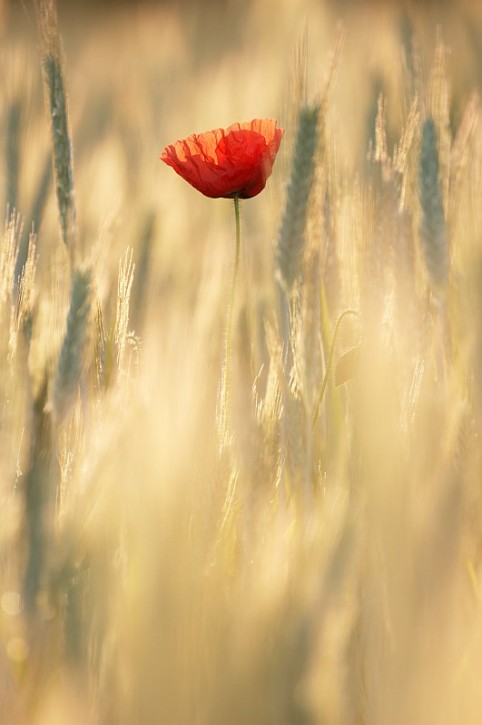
(161, 119), (284, 199)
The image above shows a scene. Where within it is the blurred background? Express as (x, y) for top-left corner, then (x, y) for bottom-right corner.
(1, 1), (482, 723)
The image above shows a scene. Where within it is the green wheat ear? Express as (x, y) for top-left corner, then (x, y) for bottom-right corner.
(34, 0), (77, 273)
(53, 266), (93, 425)
(418, 116), (449, 293)
(44, 55), (76, 247)
(276, 103), (320, 294)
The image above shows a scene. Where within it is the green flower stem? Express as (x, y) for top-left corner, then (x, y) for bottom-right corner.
(223, 195), (241, 419)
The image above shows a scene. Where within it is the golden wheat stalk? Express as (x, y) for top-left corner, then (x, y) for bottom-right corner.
(5, 97), (21, 213)
(115, 247), (135, 380)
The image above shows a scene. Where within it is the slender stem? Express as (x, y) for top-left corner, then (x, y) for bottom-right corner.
(312, 308), (358, 429)
(222, 195), (241, 419)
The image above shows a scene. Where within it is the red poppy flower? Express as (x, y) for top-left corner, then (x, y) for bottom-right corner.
(161, 119), (284, 199)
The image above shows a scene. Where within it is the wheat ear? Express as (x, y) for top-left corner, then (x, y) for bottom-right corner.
(52, 266), (93, 425)
(34, 0), (77, 274)
(277, 103), (320, 294)
(418, 116), (449, 293)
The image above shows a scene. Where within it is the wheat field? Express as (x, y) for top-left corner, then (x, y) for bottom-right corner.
(1, 0), (482, 723)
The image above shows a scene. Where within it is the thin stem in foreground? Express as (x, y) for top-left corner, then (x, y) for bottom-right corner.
(312, 309), (358, 429)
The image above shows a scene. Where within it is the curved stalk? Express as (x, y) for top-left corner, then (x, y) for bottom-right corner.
(312, 309), (358, 429)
